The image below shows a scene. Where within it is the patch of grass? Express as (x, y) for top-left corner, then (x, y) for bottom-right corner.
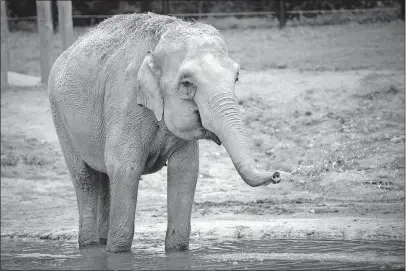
(22, 152), (50, 166)
(1, 152), (20, 167)
(200, 208), (212, 216)
(234, 226), (251, 239)
(355, 84), (402, 100)
(1, 133), (62, 179)
(1, 134), (53, 166)
(194, 198), (317, 209)
(234, 205), (294, 215)
(313, 207), (340, 214)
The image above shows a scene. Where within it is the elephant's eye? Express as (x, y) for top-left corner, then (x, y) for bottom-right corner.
(182, 80), (192, 88)
(235, 77), (239, 83)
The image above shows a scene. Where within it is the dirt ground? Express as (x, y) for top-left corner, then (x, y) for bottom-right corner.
(1, 22), (405, 245)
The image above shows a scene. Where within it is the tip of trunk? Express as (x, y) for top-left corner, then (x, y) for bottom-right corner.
(235, 162), (283, 187)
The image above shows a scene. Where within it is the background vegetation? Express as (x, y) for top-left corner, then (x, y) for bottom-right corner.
(5, 0), (403, 31)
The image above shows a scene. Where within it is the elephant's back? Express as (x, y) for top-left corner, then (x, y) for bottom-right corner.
(69, 13), (180, 63)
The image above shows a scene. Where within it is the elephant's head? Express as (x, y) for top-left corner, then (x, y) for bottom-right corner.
(125, 24), (284, 187)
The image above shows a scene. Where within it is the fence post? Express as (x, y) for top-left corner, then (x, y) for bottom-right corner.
(162, 0), (169, 14)
(57, 1), (73, 52)
(36, 1), (54, 84)
(279, 0), (286, 29)
(261, 0), (267, 11)
(1, 0), (9, 88)
(198, 0), (204, 14)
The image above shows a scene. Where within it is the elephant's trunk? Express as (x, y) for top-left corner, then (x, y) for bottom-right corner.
(202, 93), (281, 187)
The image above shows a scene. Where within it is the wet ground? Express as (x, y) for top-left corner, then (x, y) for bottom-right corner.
(1, 238), (404, 270)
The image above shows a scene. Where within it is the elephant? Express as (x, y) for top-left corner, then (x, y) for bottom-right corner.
(48, 12), (290, 253)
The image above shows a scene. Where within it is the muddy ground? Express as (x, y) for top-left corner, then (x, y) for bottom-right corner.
(1, 22), (405, 246)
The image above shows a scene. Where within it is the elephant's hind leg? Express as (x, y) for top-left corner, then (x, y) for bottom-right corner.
(97, 173), (110, 245)
(51, 110), (100, 248)
(60, 152), (101, 248)
(69, 159), (101, 248)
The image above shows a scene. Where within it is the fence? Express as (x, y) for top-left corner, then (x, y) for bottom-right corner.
(1, 1), (73, 87)
(0, 0), (403, 88)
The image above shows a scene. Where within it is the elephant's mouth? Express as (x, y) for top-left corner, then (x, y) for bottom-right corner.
(194, 110), (221, 146)
(195, 110), (203, 126)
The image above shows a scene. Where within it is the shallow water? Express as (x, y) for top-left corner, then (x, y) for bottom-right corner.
(1, 238), (404, 270)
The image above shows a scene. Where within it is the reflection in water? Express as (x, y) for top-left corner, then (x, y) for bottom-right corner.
(78, 247), (108, 270)
(1, 238), (405, 270)
(165, 251), (192, 270)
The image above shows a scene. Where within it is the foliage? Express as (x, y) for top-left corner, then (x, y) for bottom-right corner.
(5, 0), (402, 28)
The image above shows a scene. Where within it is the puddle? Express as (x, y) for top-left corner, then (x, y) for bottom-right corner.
(1, 238), (404, 270)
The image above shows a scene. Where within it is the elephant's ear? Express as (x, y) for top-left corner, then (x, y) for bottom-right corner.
(127, 50), (163, 121)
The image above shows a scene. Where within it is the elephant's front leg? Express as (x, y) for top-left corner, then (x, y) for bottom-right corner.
(165, 141), (199, 252)
(105, 153), (144, 253)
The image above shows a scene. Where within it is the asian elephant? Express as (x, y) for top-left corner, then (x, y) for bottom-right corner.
(48, 12), (290, 253)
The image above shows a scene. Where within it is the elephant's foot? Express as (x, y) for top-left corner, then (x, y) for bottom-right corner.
(99, 238), (108, 245)
(106, 232), (133, 253)
(165, 228), (190, 252)
(78, 239), (100, 249)
(78, 230), (100, 249)
(165, 243), (189, 252)
(106, 241), (132, 253)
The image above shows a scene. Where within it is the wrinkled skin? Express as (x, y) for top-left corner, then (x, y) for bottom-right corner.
(48, 13), (290, 253)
